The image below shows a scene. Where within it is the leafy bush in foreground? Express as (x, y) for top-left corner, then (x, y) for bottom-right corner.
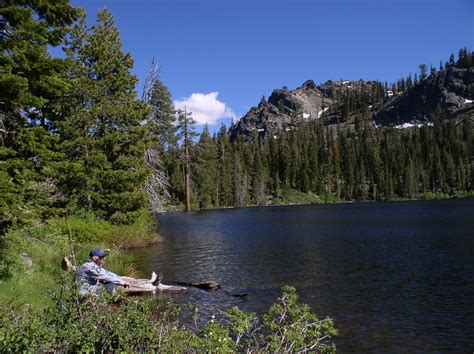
(0, 278), (337, 352)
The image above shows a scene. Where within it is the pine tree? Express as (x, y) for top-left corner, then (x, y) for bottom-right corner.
(0, 1), (80, 117)
(406, 74), (413, 90)
(216, 124), (234, 207)
(449, 53), (455, 66)
(59, 8), (149, 223)
(457, 47), (472, 68)
(0, 0), (80, 232)
(419, 64), (427, 81)
(194, 125), (218, 209)
(251, 149), (266, 205)
(176, 107), (198, 211)
(234, 150), (249, 207)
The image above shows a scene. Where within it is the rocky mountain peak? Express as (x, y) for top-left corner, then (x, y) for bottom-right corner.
(302, 79), (317, 90)
(229, 80), (336, 140)
(229, 54), (473, 141)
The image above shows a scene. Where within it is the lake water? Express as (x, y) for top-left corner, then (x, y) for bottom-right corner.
(131, 199), (474, 352)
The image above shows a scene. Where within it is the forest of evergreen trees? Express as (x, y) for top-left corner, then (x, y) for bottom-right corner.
(167, 112), (473, 209)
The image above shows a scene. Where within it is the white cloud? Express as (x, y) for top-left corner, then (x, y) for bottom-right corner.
(174, 92), (237, 125)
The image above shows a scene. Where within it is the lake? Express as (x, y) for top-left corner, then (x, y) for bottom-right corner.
(131, 198), (474, 352)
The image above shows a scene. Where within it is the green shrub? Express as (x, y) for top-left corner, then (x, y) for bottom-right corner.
(262, 285), (337, 352)
(110, 208), (159, 248)
(0, 276), (164, 352)
(423, 191), (450, 200)
(273, 189), (326, 205)
(52, 214), (117, 243)
(53, 208), (159, 247)
(0, 281), (337, 352)
(423, 190), (474, 200)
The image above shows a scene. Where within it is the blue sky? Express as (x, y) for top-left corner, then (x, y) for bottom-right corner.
(68, 0), (473, 129)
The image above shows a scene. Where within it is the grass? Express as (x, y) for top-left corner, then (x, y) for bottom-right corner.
(0, 269), (60, 311)
(0, 208), (158, 311)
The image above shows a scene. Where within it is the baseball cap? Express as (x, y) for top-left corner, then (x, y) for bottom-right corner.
(89, 248), (108, 258)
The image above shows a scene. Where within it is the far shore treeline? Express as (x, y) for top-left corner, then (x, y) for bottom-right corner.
(180, 107), (473, 209)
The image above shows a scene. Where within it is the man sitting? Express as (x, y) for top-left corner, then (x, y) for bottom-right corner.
(76, 248), (130, 297)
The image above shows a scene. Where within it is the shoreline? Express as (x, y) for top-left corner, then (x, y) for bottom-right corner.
(159, 192), (474, 213)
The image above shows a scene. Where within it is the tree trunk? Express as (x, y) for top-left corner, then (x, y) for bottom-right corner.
(184, 143), (191, 212)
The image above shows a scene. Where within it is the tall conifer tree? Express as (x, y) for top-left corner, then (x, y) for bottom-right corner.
(194, 125), (218, 209)
(0, 0), (80, 232)
(176, 108), (197, 211)
(216, 124), (234, 207)
(59, 8), (149, 223)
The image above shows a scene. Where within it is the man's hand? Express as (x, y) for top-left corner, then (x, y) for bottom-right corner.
(123, 281), (131, 289)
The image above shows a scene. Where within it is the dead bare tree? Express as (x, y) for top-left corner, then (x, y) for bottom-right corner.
(142, 59), (171, 212)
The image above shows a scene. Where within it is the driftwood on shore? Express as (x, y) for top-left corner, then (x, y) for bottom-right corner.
(62, 257), (187, 293)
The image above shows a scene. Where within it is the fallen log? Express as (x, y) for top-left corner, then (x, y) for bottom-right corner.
(175, 280), (220, 291)
(121, 272), (187, 293)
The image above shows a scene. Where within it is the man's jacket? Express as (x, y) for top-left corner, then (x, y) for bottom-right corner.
(76, 259), (125, 296)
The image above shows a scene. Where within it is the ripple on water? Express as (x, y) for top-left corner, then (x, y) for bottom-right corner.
(131, 199), (474, 352)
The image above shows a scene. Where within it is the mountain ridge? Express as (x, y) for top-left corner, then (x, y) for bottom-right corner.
(229, 51), (473, 141)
